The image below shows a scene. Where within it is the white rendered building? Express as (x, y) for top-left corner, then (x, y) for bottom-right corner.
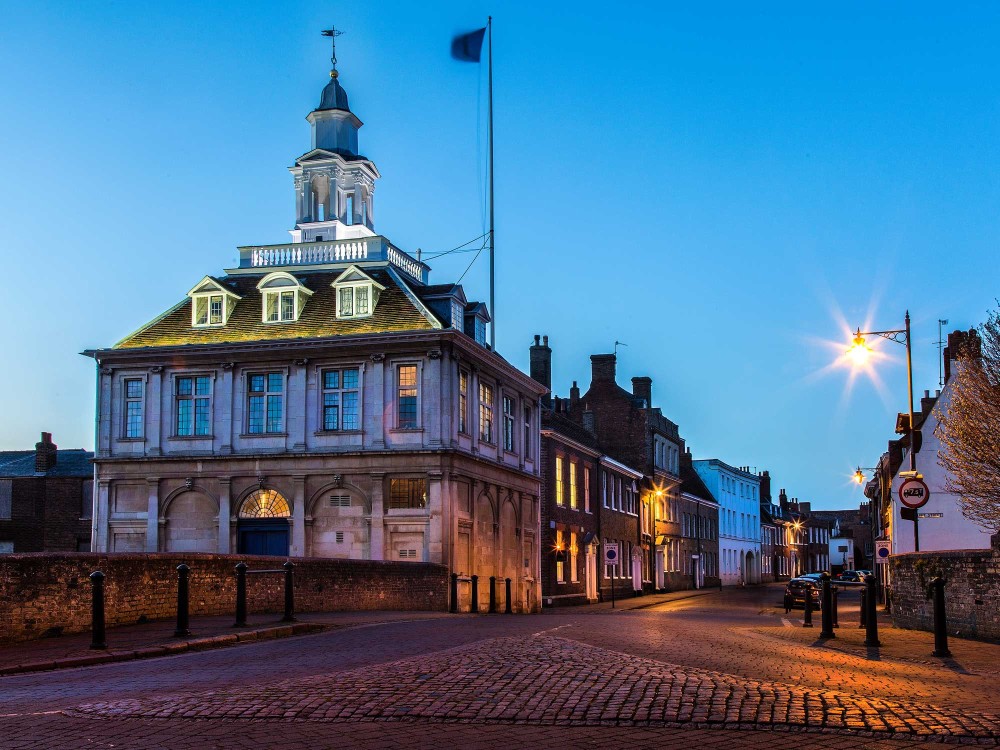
(693, 460), (762, 585)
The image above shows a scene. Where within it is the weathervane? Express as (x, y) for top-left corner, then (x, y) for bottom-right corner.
(321, 24), (344, 78)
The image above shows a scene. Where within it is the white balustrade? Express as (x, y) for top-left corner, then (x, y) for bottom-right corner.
(243, 237), (424, 281)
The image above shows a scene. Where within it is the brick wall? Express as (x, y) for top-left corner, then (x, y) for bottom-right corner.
(889, 534), (1000, 641)
(0, 553), (448, 644)
(0, 477), (91, 553)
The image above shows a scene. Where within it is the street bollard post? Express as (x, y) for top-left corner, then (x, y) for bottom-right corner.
(803, 585), (814, 627)
(89, 571), (107, 650)
(471, 575), (479, 613)
(234, 562), (248, 627)
(820, 572), (835, 638)
(864, 574), (881, 647)
(282, 561), (296, 622)
(505, 577), (512, 614)
(859, 587), (867, 628)
(450, 573), (459, 614)
(174, 564), (191, 637)
(489, 576), (497, 613)
(832, 587), (839, 628)
(931, 577), (952, 658)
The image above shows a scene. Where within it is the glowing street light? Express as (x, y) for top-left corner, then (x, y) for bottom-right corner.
(853, 466), (876, 485)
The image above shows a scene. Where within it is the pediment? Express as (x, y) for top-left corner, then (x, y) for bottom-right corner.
(186, 275), (241, 299)
(331, 265), (385, 290)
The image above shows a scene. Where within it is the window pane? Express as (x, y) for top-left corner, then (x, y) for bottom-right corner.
(339, 287), (353, 316)
(194, 398), (210, 435)
(177, 377), (193, 396)
(389, 478), (427, 509)
(266, 293), (279, 322)
(398, 365), (418, 429)
(342, 391), (359, 429)
(268, 373), (283, 393)
(194, 297), (208, 325)
(281, 291), (295, 320)
(248, 395), (265, 433)
(126, 401), (143, 438)
(323, 392), (339, 431)
(266, 394), (283, 432)
(342, 368), (358, 389)
(324, 370), (339, 389)
(209, 296), (223, 324)
(195, 376), (211, 395)
(126, 380), (143, 399)
(250, 374), (266, 393)
(355, 286), (369, 315)
(176, 399), (192, 436)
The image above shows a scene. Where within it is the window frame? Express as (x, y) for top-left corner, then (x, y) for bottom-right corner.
(320, 366), (362, 432)
(502, 394), (515, 452)
(388, 477), (428, 511)
(555, 455), (565, 507)
(173, 373), (214, 438)
(122, 377), (145, 439)
(478, 380), (495, 444)
(569, 460), (578, 510)
(246, 371), (286, 435)
(522, 404), (531, 457)
(458, 369), (469, 435)
(395, 363), (420, 430)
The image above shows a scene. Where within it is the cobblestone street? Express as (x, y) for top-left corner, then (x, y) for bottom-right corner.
(2, 586), (998, 749)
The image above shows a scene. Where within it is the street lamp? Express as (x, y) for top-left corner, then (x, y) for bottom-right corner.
(853, 466), (876, 485)
(846, 311), (920, 551)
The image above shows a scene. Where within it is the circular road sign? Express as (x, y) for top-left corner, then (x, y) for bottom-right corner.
(898, 477), (930, 509)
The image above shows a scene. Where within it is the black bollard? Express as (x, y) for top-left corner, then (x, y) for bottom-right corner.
(931, 577), (952, 658)
(803, 585), (814, 628)
(234, 562), (248, 627)
(859, 587), (867, 628)
(820, 572), (835, 639)
(505, 577), (513, 614)
(864, 574), (881, 647)
(282, 561), (296, 622)
(471, 575), (479, 613)
(450, 573), (459, 614)
(832, 587), (839, 628)
(89, 571), (107, 650)
(489, 576), (497, 614)
(174, 564), (191, 637)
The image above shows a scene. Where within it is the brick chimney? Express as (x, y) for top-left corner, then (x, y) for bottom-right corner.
(590, 354), (616, 384)
(582, 409), (596, 435)
(758, 470), (771, 502)
(943, 328), (981, 384)
(631, 376), (652, 407)
(569, 380), (580, 407)
(35, 432), (57, 473)
(529, 334), (552, 406)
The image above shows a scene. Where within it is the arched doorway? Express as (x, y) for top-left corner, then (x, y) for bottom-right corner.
(745, 550), (756, 584)
(238, 488), (291, 556)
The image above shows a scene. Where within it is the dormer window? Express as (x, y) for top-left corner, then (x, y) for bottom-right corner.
(332, 265), (384, 320)
(256, 272), (313, 324)
(187, 276), (241, 328)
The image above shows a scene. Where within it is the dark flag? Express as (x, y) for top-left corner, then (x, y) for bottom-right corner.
(451, 27), (486, 62)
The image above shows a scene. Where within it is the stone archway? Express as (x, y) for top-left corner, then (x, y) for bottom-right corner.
(745, 550), (756, 584)
(237, 488), (291, 556)
(163, 490), (216, 553)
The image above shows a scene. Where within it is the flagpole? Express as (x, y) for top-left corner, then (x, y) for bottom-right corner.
(487, 16), (495, 350)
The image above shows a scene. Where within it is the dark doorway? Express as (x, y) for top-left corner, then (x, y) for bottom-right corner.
(238, 520), (290, 556)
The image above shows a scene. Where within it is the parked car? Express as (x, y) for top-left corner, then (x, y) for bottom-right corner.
(784, 577), (822, 609)
(834, 570), (866, 584)
(856, 569), (873, 578)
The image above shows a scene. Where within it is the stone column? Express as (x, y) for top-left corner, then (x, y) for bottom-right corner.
(368, 355), (385, 448)
(220, 365), (235, 454)
(147, 367), (163, 456)
(369, 472), (385, 560)
(470, 368), (480, 454)
(291, 477), (306, 557)
(427, 470), (444, 563)
(94, 479), (111, 551)
(145, 479), (159, 552)
(427, 351), (443, 447)
(98, 368), (113, 456)
(218, 477), (231, 553)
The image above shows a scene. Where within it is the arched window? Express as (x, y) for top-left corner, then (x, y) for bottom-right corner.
(240, 489), (291, 518)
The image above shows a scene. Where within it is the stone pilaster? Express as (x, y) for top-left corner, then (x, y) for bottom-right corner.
(218, 477), (231, 553)
(369, 472), (385, 560)
(145, 479), (159, 552)
(291, 476), (306, 556)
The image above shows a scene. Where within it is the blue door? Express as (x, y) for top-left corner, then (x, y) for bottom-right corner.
(238, 520), (289, 556)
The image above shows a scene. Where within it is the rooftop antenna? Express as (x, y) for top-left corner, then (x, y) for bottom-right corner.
(321, 24), (344, 78)
(937, 319), (949, 387)
(614, 340), (628, 356)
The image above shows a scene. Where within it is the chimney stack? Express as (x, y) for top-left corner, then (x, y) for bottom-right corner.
(943, 328), (982, 384)
(569, 380), (580, 407)
(529, 334), (552, 406)
(35, 432), (57, 473)
(758, 470), (771, 502)
(590, 354), (616, 384)
(631, 376), (652, 407)
(582, 409), (596, 435)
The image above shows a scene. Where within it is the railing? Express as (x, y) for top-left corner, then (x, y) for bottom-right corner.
(238, 236), (428, 283)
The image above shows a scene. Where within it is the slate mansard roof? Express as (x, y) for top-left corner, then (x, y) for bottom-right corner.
(113, 266), (441, 351)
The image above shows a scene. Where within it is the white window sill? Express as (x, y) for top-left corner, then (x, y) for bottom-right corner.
(168, 435), (214, 441)
(314, 430), (363, 436)
(389, 428), (423, 434)
(239, 432), (289, 438)
(116, 438), (145, 443)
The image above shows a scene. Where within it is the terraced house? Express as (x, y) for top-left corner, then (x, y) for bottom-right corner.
(83, 42), (546, 612)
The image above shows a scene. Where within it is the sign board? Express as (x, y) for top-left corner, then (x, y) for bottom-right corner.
(875, 540), (891, 564)
(918, 512), (943, 519)
(603, 543), (619, 565)
(899, 477), (930, 509)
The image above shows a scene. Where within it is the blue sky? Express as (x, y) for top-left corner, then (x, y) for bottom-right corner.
(2, 2), (998, 509)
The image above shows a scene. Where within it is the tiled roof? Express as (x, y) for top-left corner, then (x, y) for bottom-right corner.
(113, 267), (440, 350)
(0, 449), (94, 478)
(542, 408), (599, 450)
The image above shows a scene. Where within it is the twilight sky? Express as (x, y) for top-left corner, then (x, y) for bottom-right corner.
(2, 2), (998, 510)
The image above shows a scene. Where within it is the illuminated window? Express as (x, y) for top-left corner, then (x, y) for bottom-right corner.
(569, 461), (578, 509)
(478, 381), (494, 443)
(458, 370), (469, 433)
(239, 489), (290, 518)
(555, 529), (565, 583)
(389, 478), (427, 510)
(555, 456), (564, 506)
(397, 365), (418, 428)
(502, 395), (515, 451)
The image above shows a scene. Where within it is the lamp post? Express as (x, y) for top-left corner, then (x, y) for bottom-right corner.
(847, 311), (919, 551)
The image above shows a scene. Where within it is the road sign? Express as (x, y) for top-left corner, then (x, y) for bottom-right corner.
(604, 543), (619, 565)
(875, 540), (891, 564)
(899, 477), (930, 509)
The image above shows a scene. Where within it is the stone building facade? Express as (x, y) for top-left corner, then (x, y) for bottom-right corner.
(693, 460), (762, 585)
(83, 39), (546, 612)
(0, 433), (93, 554)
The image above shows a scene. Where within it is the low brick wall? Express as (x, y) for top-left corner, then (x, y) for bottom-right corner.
(889, 534), (1000, 641)
(0, 553), (448, 645)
